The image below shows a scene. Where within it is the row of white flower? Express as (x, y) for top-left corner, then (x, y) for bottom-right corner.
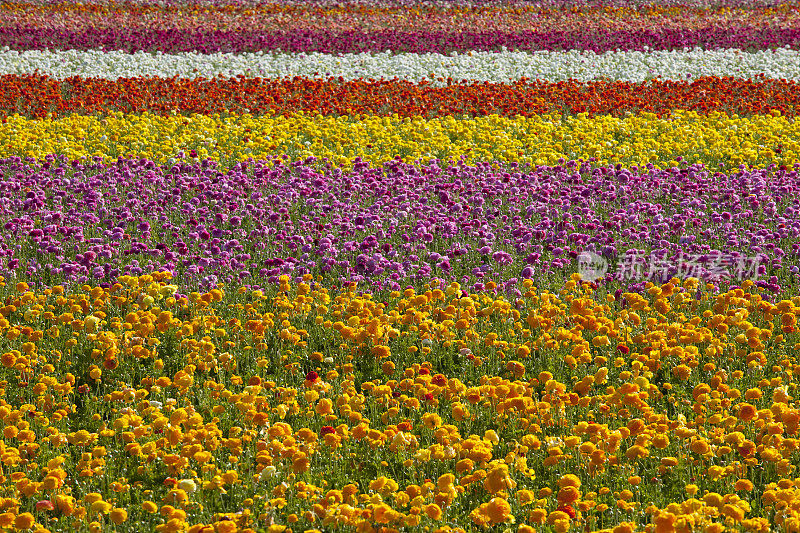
(6, 47), (800, 84)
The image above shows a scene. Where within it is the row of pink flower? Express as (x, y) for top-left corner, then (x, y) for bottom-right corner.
(4, 26), (800, 54)
(5, 0), (800, 53)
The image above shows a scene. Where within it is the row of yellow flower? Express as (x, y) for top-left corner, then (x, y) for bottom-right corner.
(0, 273), (798, 531)
(1, 110), (796, 169)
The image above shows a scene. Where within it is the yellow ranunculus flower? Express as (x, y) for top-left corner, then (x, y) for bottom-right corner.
(4, 111), (798, 171)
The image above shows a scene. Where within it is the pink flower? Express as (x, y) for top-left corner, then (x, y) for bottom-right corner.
(36, 500), (55, 512)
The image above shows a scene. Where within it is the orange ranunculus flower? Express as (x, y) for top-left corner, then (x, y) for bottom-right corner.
(529, 508), (548, 524)
(485, 498), (512, 525)
(672, 364), (691, 381)
(483, 463), (516, 494)
(613, 523), (636, 533)
(53, 495), (75, 516)
(625, 445), (649, 460)
(652, 434), (670, 449)
(557, 486), (581, 505)
(558, 474), (581, 488)
(110, 508), (128, 525)
(690, 439), (711, 455)
(315, 398), (333, 415)
(738, 403), (757, 422)
(424, 503), (443, 520)
(722, 503), (746, 521)
(13, 513), (35, 530)
(0, 513), (14, 528)
(215, 521), (238, 533)
(653, 511), (676, 533)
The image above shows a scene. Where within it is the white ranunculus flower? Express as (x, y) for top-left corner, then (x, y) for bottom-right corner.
(178, 479), (197, 493)
(259, 466), (277, 481)
(4, 47), (800, 84)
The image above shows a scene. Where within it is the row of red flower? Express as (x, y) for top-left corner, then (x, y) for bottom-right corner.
(4, 74), (799, 118)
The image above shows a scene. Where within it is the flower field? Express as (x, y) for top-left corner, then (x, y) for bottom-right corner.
(3, 1), (800, 533)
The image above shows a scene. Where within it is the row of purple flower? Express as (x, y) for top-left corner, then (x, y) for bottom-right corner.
(2, 155), (796, 296)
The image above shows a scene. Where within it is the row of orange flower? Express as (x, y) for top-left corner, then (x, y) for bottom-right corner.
(0, 272), (798, 531)
(7, 1), (797, 33)
(4, 74), (800, 119)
